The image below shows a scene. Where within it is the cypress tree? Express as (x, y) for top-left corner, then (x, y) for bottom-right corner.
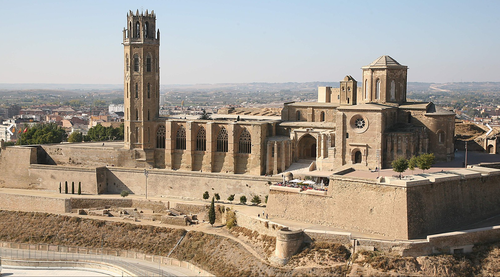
(65, 181), (68, 194)
(71, 182), (75, 194)
(209, 197), (216, 227)
(78, 182), (81, 195)
(59, 182), (61, 194)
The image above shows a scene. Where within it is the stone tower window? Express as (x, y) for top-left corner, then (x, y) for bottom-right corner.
(144, 22), (149, 38)
(135, 83), (138, 98)
(135, 127), (140, 143)
(196, 127), (206, 151)
(365, 79), (368, 99)
(296, 111), (301, 121)
(135, 109), (139, 120)
(146, 55), (152, 72)
(126, 54), (129, 71)
(239, 129), (251, 154)
(176, 126), (186, 150)
(156, 125), (165, 148)
(126, 84), (129, 98)
(390, 80), (396, 101)
(147, 110), (150, 120)
(147, 83), (150, 98)
(135, 21), (140, 38)
(438, 130), (445, 144)
(129, 22), (132, 38)
(320, 111), (325, 122)
(375, 79), (380, 100)
(217, 127), (228, 152)
(134, 55), (140, 72)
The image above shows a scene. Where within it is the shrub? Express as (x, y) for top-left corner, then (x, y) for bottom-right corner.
(240, 195), (247, 204)
(226, 209), (236, 229)
(265, 195), (268, 204)
(214, 193), (220, 202)
(251, 195), (261, 205)
(203, 191), (209, 200)
(227, 194), (235, 202)
(78, 182), (81, 195)
(121, 190), (129, 197)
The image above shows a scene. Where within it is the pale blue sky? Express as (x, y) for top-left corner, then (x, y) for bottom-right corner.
(1, 0), (499, 84)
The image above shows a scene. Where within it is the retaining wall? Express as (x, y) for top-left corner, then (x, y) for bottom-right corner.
(0, 193), (69, 213)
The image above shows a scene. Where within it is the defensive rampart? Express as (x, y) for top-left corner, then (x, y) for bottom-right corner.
(267, 167), (500, 240)
(0, 193), (70, 213)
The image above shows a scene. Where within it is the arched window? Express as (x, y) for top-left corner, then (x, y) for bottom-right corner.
(134, 55), (139, 72)
(144, 22), (149, 38)
(135, 109), (139, 120)
(239, 129), (251, 154)
(390, 80), (396, 101)
(135, 21), (140, 38)
(176, 126), (186, 150)
(146, 55), (152, 72)
(217, 127), (228, 152)
(438, 130), (445, 144)
(354, 150), (362, 164)
(126, 54), (129, 71)
(375, 79), (380, 100)
(135, 83), (138, 98)
(320, 111), (325, 122)
(296, 110), (301, 121)
(129, 22), (132, 38)
(156, 126), (165, 148)
(365, 79), (368, 99)
(196, 127), (206, 151)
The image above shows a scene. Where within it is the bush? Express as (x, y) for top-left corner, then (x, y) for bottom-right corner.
(265, 195), (268, 204)
(240, 195), (247, 204)
(121, 190), (129, 197)
(251, 195), (261, 205)
(203, 191), (209, 200)
(227, 194), (235, 202)
(226, 209), (236, 229)
(214, 193), (220, 202)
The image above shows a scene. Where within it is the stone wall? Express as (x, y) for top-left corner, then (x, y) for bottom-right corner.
(0, 193), (69, 213)
(106, 167), (274, 201)
(266, 182), (409, 239)
(234, 210), (286, 237)
(29, 164), (101, 194)
(0, 146), (37, 188)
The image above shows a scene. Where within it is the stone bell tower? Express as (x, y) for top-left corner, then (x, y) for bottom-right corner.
(123, 9), (160, 150)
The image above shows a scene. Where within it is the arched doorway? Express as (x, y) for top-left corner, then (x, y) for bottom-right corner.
(487, 144), (495, 154)
(354, 150), (362, 164)
(297, 134), (317, 159)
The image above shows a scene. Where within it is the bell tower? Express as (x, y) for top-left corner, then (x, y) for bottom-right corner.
(123, 9), (160, 150)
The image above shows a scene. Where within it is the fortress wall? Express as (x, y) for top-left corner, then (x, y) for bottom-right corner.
(29, 165), (100, 194)
(106, 168), (275, 201)
(407, 172), (500, 238)
(0, 193), (69, 213)
(266, 180), (409, 239)
(0, 146), (38, 188)
(235, 211), (286, 237)
(40, 145), (139, 168)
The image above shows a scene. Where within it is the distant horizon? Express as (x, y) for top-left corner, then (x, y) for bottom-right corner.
(2, 1), (500, 84)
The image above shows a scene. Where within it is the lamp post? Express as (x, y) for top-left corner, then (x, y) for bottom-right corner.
(144, 169), (149, 199)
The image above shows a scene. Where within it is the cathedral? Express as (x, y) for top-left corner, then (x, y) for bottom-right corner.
(123, 10), (455, 176)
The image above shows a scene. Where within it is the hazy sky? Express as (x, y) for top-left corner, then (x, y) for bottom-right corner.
(1, 0), (499, 85)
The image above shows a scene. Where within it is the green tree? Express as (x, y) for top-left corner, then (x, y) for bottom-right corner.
(71, 182), (75, 194)
(227, 194), (235, 202)
(392, 157), (409, 179)
(93, 99), (107, 107)
(111, 98), (124, 104)
(17, 123), (67, 145)
(203, 191), (209, 200)
(65, 181), (68, 194)
(68, 131), (83, 143)
(240, 195), (247, 204)
(78, 182), (81, 195)
(416, 153), (435, 173)
(208, 197), (216, 227)
(408, 156), (418, 174)
(214, 193), (220, 202)
(265, 195), (268, 204)
(121, 190), (129, 197)
(251, 195), (261, 205)
(198, 109), (212, 120)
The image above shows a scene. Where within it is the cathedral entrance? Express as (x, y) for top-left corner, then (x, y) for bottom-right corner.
(298, 134), (317, 159)
(354, 151), (362, 164)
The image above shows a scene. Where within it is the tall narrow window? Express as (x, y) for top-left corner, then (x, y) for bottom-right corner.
(375, 79), (380, 100)
(147, 127), (150, 143)
(365, 79), (368, 99)
(390, 80), (396, 101)
(296, 111), (301, 121)
(196, 127), (206, 151)
(148, 110), (150, 120)
(146, 55), (152, 72)
(135, 109), (139, 120)
(320, 111), (325, 122)
(217, 127), (228, 152)
(126, 126), (129, 142)
(135, 83), (138, 98)
(156, 126), (165, 148)
(176, 126), (186, 150)
(438, 130), (445, 143)
(134, 55), (139, 72)
(129, 22), (132, 38)
(239, 129), (251, 154)
(144, 22), (149, 38)
(135, 127), (139, 143)
(126, 108), (129, 120)
(147, 83), (150, 98)
(126, 84), (129, 98)
(126, 54), (129, 71)
(135, 21), (140, 38)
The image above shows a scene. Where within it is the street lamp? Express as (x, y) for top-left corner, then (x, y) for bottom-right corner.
(144, 169), (149, 199)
